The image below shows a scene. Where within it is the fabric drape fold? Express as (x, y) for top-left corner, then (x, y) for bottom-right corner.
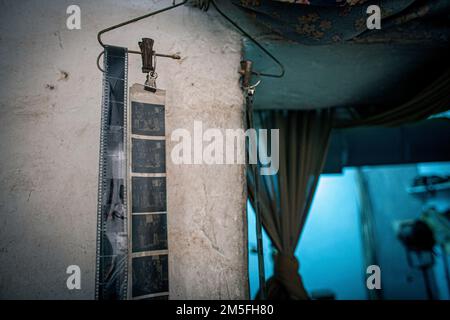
(248, 109), (335, 300)
(247, 66), (449, 302)
(336, 68), (450, 128)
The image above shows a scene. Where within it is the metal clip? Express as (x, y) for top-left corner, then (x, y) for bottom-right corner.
(139, 38), (155, 74)
(139, 38), (159, 92)
(243, 80), (261, 97)
(240, 60), (260, 97)
(144, 71), (158, 93)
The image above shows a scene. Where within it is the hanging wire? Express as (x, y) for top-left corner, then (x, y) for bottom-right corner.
(189, 0), (211, 11)
(97, 51), (105, 73)
(96, 0), (187, 72)
(210, 0), (284, 78)
(97, 0), (187, 50)
(96, 0), (284, 79)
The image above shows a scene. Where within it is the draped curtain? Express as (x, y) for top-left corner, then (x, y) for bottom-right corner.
(248, 109), (335, 299)
(247, 67), (450, 300)
(336, 68), (450, 128)
(233, 0), (449, 45)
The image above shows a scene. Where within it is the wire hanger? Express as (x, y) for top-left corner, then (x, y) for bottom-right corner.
(209, 1), (284, 78)
(96, 0), (186, 72)
(96, 0), (285, 79)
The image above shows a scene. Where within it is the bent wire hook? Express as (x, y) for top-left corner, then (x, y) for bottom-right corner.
(96, 0), (285, 79)
(96, 0), (187, 72)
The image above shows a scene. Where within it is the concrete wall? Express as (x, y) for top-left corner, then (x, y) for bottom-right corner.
(0, 0), (248, 299)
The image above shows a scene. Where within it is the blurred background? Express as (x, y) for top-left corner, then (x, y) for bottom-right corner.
(248, 160), (450, 300)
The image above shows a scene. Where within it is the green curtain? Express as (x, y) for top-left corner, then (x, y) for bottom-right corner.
(248, 109), (335, 299)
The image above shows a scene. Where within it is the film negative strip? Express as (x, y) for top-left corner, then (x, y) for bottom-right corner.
(95, 46), (129, 300)
(128, 84), (169, 300)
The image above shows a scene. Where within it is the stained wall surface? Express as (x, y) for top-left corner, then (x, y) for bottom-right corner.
(0, 0), (247, 299)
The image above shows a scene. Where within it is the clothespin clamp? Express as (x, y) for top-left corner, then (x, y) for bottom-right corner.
(137, 38), (181, 92)
(139, 38), (158, 92)
(239, 60), (261, 97)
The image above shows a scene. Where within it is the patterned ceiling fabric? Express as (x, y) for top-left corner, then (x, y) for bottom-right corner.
(232, 0), (449, 44)
(355, 0), (450, 44)
(269, 0), (361, 5)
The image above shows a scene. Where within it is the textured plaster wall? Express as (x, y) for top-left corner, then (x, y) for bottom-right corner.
(0, 0), (247, 299)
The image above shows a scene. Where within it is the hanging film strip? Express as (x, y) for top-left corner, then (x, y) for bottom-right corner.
(95, 46), (129, 300)
(128, 84), (169, 300)
(96, 46), (169, 300)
